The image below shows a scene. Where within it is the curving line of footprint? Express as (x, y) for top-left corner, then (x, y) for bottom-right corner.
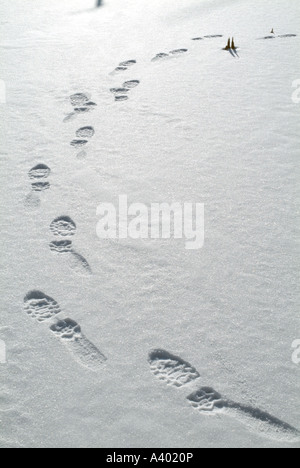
(22, 26), (299, 444)
(148, 349), (300, 443)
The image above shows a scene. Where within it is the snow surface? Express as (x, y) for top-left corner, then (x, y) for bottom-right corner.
(0, 0), (299, 449)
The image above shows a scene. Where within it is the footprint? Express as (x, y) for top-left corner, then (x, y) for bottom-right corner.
(31, 182), (50, 192)
(169, 49), (188, 55)
(259, 36), (276, 40)
(64, 95), (97, 123)
(204, 35), (223, 38)
(151, 53), (170, 62)
(49, 217), (92, 274)
(187, 387), (300, 443)
(24, 192), (41, 208)
(28, 164), (51, 180)
(70, 139), (89, 148)
(148, 349), (200, 388)
(72, 127), (95, 158)
(77, 150), (87, 160)
(278, 34), (297, 38)
(110, 88), (130, 95)
(70, 93), (90, 107)
(24, 291), (61, 322)
(68, 251), (92, 274)
(76, 126), (95, 139)
(24, 293), (106, 371)
(149, 349), (299, 442)
(111, 66), (128, 75)
(74, 107), (91, 114)
(123, 80), (140, 89)
(50, 319), (107, 371)
(119, 60), (136, 67)
(50, 216), (76, 237)
(25, 164), (51, 208)
(85, 101), (97, 108)
(49, 240), (73, 253)
(115, 95), (129, 102)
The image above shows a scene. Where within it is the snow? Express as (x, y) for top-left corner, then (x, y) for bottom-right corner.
(0, 0), (299, 449)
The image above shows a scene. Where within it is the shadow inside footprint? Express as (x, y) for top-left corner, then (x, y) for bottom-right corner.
(148, 349), (200, 388)
(24, 291), (61, 322)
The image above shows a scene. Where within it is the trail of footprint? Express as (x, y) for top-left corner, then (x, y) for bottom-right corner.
(49, 216), (92, 275)
(148, 349), (200, 388)
(24, 293), (106, 371)
(187, 387), (300, 443)
(50, 318), (107, 371)
(25, 164), (51, 209)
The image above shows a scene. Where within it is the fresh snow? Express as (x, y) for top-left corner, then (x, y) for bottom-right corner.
(0, 0), (299, 449)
